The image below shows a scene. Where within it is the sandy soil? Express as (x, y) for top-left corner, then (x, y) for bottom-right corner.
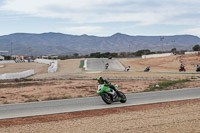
(79, 70), (199, 80)
(0, 79), (158, 104)
(1, 54), (200, 104)
(28, 59), (83, 79)
(0, 62), (48, 74)
(1, 79), (200, 104)
(0, 99), (199, 133)
(1, 54), (200, 80)
(1, 55), (200, 132)
(119, 54), (200, 72)
(0, 59), (83, 79)
(29, 54), (200, 80)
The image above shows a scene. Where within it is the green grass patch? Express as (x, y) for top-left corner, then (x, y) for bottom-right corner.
(0, 82), (42, 88)
(24, 78), (33, 81)
(0, 84), (12, 88)
(25, 98), (39, 103)
(148, 79), (191, 91)
(79, 60), (84, 68)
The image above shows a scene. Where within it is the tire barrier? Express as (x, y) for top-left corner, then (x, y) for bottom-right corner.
(0, 70), (34, 80)
(142, 53), (173, 59)
(34, 59), (58, 73)
(15, 60), (26, 63)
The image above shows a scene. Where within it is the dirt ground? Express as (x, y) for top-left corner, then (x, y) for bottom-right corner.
(0, 99), (200, 133)
(30, 59), (83, 79)
(1, 54), (200, 104)
(1, 55), (200, 80)
(1, 54), (200, 132)
(119, 54), (200, 72)
(0, 62), (48, 74)
(0, 79), (158, 104)
(1, 79), (200, 105)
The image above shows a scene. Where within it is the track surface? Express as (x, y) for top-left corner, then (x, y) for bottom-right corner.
(0, 87), (200, 120)
(86, 58), (124, 71)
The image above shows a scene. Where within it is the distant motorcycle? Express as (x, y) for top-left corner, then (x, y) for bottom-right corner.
(144, 66), (150, 72)
(124, 66), (130, 71)
(196, 65), (200, 72)
(179, 67), (186, 72)
(105, 63), (109, 69)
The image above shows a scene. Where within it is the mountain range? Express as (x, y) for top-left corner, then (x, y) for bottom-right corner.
(0, 32), (200, 56)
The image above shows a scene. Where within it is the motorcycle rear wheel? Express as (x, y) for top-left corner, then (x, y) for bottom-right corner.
(101, 93), (112, 104)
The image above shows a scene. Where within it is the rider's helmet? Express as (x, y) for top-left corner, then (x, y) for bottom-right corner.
(97, 76), (104, 84)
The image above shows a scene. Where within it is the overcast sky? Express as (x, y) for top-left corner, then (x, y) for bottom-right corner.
(0, 0), (200, 37)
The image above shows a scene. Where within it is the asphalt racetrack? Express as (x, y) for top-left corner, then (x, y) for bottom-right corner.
(86, 58), (125, 71)
(0, 87), (200, 120)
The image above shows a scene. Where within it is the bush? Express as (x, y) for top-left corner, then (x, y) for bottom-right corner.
(135, 49), (151, 56)
(193, 44), (200, 51)
(148, 79), (190, 91)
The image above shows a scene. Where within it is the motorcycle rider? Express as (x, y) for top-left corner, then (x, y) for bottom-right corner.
(105, 63), (109, 69)
(97, 76), (118, 94)
(124, 66), (130, 71)
(179, 63), (185, 71)
(144, 66), (150, 72)
(196, 64), (200, 72)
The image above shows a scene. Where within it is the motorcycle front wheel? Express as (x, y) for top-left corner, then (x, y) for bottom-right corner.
(100, 93), (112, 104)
(118, 91), (127, 103)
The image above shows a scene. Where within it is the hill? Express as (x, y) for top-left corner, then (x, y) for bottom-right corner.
(0, 32), (200, 56)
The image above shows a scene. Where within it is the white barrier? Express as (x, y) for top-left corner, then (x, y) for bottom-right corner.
(0, 56), (4, 60)
(185, 51), (199, 55)
(34, 59), (58, 73)
(0, 60), (15, 64)
(48, 61), (58, 73)
(0, 70), (35, 80)
(142, 53), (173, 59)
(84, 60), (87, 70)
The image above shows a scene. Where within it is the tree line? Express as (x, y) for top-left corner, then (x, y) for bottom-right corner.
(57, 44), (200, 60)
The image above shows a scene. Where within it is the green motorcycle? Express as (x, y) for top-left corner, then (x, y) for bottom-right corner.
(97, 84), (127, 104)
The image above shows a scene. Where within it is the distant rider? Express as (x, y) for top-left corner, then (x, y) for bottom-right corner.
(144, 66), (150, 72)
(124, 66), (130, 71)
(180, 63), (184, 69)
(196, 64), (200, 72)
(179, 63), (186, 72)
(105, 63), (109, 69)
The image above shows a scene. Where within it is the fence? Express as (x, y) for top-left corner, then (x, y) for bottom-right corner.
(0, 70), (34, 79)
